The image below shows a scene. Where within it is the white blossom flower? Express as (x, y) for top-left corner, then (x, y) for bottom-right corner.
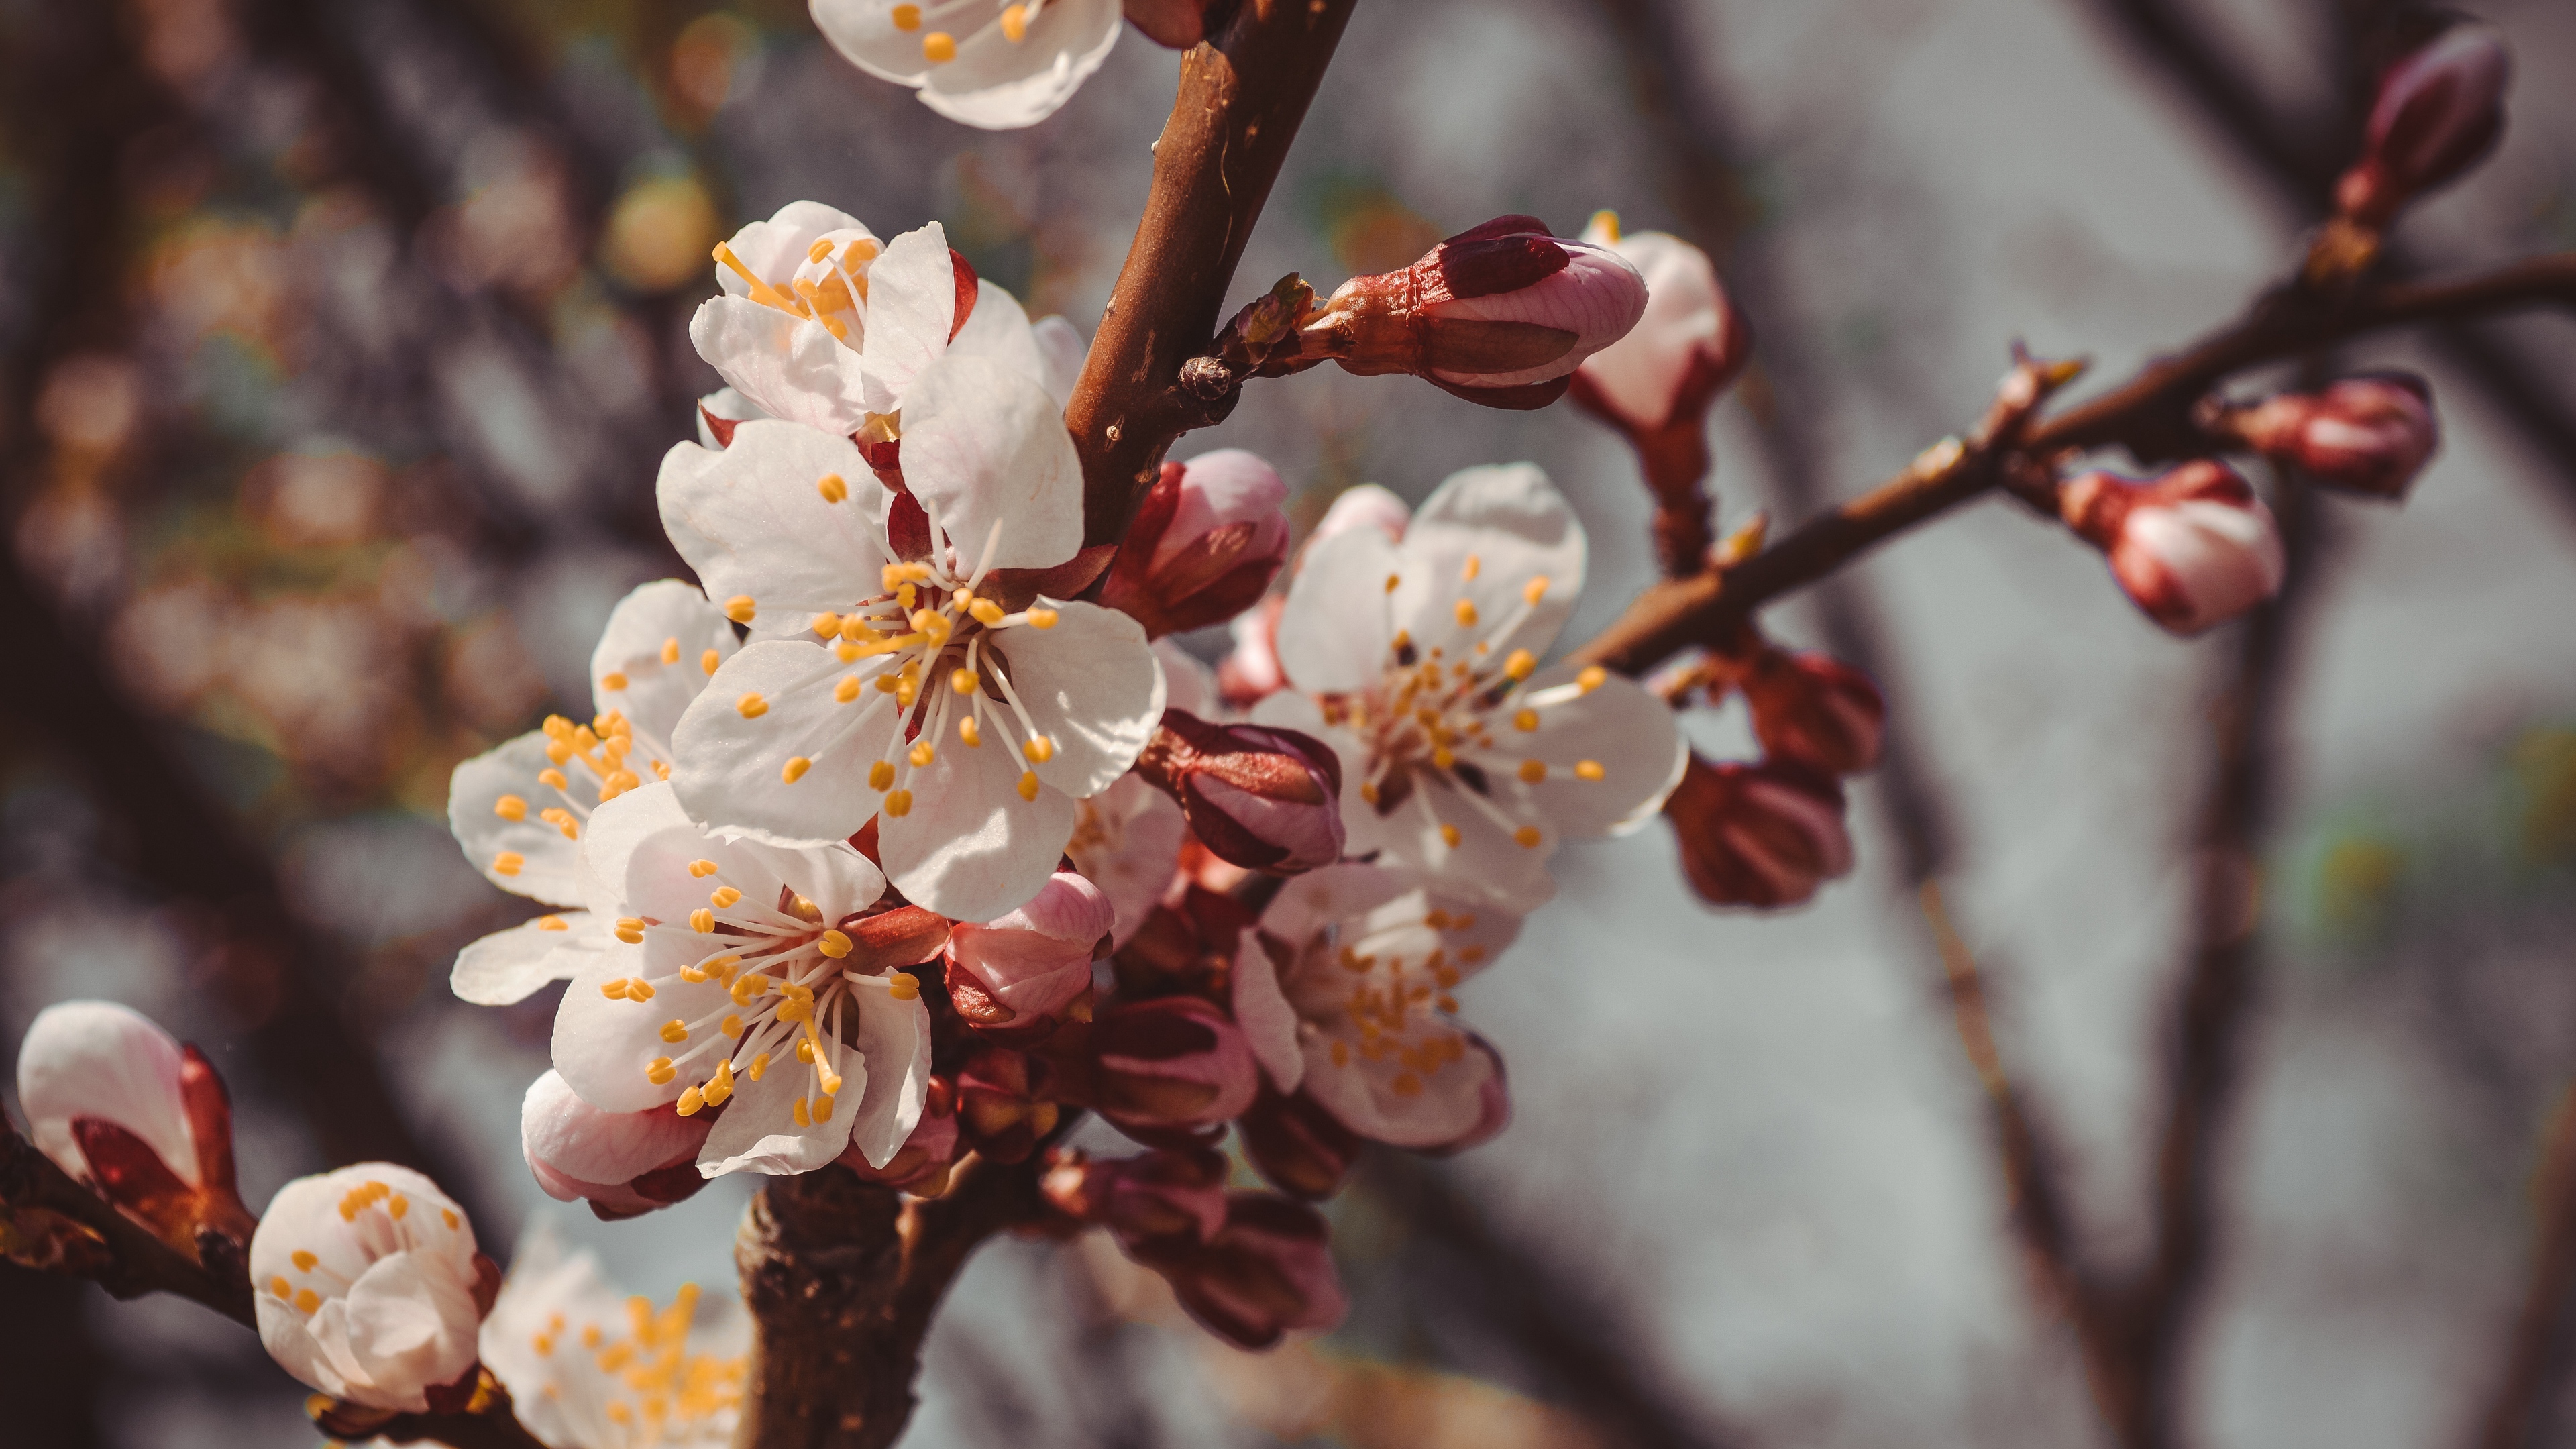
(661, 390), (1163, 925)
(688, 201), (1051, 437)
(1063, 773), (1185, 949)
(1252, 464), (1685, 906)
(1230, 863), (1517, 1147)
(541, 782), (938, 1178)
(446, 581), (739, 1006)
(250, 1163), (493, 1413)
(810, 0), (1122, 131)
(481, 1224), (745, 1448)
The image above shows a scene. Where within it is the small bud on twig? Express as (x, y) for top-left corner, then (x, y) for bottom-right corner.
(1098, 450), (1293, 637)
(1132, 710), (1346, 875)
(2207, 373), (2439, 502)
(1663, 755), (1855, 909)
(2058, 460), (2286, 635)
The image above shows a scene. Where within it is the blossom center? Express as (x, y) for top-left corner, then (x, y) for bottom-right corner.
(1297, 909), (1487, 1097)
(533, 1282), (745, 1440)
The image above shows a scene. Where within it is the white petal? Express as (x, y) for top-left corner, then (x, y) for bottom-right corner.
(695, 1044), (858, 1177)
(451, 912), (600, 1006)
(1275, 527), (1401, 696)
(1365, 769), (1557, 911)
(990, 600), (1164, 798)
(447, 733), (588, 906)
(670, 641), (898, 849)
(1393, 463), (1585, 661)
(720, 201), (873, 290)
(1300, 1024), (1495, 1149)
(898, 355), (1083, 571)
(946, 280), (1051, 394)
(15, 1001), (195, 1186)
(343, 1250), (481, 1404)
(1230, 929), (1303, 1093)
(520, 1069), (704, 1186)
(1507, 667), (1687, 837)
(588, 581), (739, 745)
(655, 421), (888, 638)
(1063, 775), (1187, 949)
(1154, 637), (1218, 720)
(1258, 863), (1420, 959)
(842, 973), (932, 1170)
(878, 720), (1080, 924)
(1031, 315), (1087, 408)
(686, 296), (871, 436)
(550, 950), (706, 1113)
(912, 0), (1122, 131)
(574, 781), (698, 920)
(857, 223), (958, 413)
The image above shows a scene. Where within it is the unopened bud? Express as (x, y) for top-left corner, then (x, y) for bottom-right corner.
(1663, 755), (1855, 909)
(943, 870), (1114, 1038)
(1081, 996), (1259, 1130)
(1099, 451), (1291, 638)
(2216, 373), (2438, 501)
(520, 1070), (711, 1222)
(16, 1000), (256, 1253)
(841, 1076), (959, 1195)
(2336, 25), (2510, 227)
(1139, 1193), (1349, 1350)
(1740, 647), (1886, 777)
(953, 1048), (1059, 1165)
(1237, 1087), (1362, 1201)
(1134, 710), (1345, 875)
(2059, 460), (2285, 635)
(1299, 215), (1648, 409)
(1569, 212), (1750, 433)
(1042, 1146), (1230, 1249)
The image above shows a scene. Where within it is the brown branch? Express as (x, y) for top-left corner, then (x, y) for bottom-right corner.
(1567, 254), (2576, 678)
(1067, 0), (1361, 549)
(2467, 1082), (2576, 1449)
(0, 1115), (252, 1326)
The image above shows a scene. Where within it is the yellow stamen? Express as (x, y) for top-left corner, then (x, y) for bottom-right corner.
(959, 716), (981, 747)
(689, 859), (719, 877)
(1513, 708), (1540, 732)
(1513, 826), (1543, 848)
(711, 886), (741, 908)
(494, 794), (527, 822)
(817, 472), (848, 504)
(836, 676), (863, 703)
(1454, 598), (1479, 627)
(539, 768), (570, 790)
(782, 756), (812, 784)
(921, 30), (956, 62)
(969, 598), (1006, 627)
(1577, 666), (1607, 693)
(1439, 824), (1462, 848)
(885, 789), (914, 818)
(1576, 759), (1605, 781)
(812, 612), (841, 637)
(1022, 735), (1055, 763)
(908, 741), (935, 767)
(869, 761), (896, 790)
(690, 908), (715, 933)
(890, 2), (921, 28)
(702, 647), (721, 675)
(600, 672), (628, 692)
(724, 595), (755, 624)
(1017, 771), (1040, 802)
(950, 667), (979, 695)
(1000, 4), (1028, 41)
(493, 851), (525, 877)
(818, 930), (852, 959)
(661, 1019), (689, 1044)
(676, 1085), (704, 1116)
(737, 692), (768, 718)
(661, 636), (681, 665)
(1518, 759), (1547, 783)
(1503, 649), (1536, 681)
(647, 1057), (678, 1086)
(890, 973), (921, 1001)
(1025, 607), (1059, 629)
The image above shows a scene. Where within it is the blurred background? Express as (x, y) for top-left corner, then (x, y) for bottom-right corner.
(3, 0), (2576, 1445)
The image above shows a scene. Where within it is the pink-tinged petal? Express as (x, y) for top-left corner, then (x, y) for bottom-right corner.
(1308, 482), (1409, 548)
(1423, 241), (1647, 388)
(1573, 223), (1746, 431)
(841, 973), (933, 1171)
(1392, 462), (1585, 661)
(1230, 929), (1303, 1093)
(588, 581), (739, 744)
(947, 871), (1111, 1026)
(520, 1069), (706, 1191)
(1065, 774), (1187, 949)
(17, 1001), (197, 1187)
(1273, 528), (1399, 696)
(670, 641), (900, 851)
(1299, 1022), (1494, 1148)
(654, 422), (888, 638)
(447, 732), (588, 907)
(989, 600), (1165, 798)
(898, 355), (1084, 572)
(250, 1163), (482, 1413)
(451, 913), (601, 1007)
(1509, 666), (1687, 838)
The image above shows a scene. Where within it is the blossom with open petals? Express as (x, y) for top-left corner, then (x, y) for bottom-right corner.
(688, 201), (1052, 437)
(663, 398), (1163, 924)
(250, 1163), (496, 1413)
(1254, 463), (1685, 905)
(482, 1225), (745, 1448)
(1064, 773), (1187, 949)
(543, 783), (941, 1179)
(1231, 863), (1515, 1148)
(446, 581), (739, 1006)
(810, 0), (1122, 131)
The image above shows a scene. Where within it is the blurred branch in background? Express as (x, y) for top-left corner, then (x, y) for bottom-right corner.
(2472, 1080), (2576, 1449)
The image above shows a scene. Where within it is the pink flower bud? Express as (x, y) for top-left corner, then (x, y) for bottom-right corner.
(519, 1071), (711, 1222)
(1218, 594), (1288, 708)
(2337, 26), (2511, 226)
(2059, 460), (2285, 635)
(1569, 214), (1751, 433)
(1302, 215), (1648, 409)
(841, 1076), (959, 1195)
(1740, 648), (1886, 777)
(1306, 482), (1409, 549)
(1138, 1193), (1348, 1350)
(1664, 755), (1854, 909)
(2220, 373), (2438, 501)
(1237, 1087), (1361, 1201)
(943, 870), (1114, 1038)
(250, 1163), (500, 1413)
(954, 1048), (1059, 1165)
(1133, 710), (1345, 875)
(1042, 1146), (1230, 1248)
(1080, 996), (1259, 1131)
(15, 1000), (255, 1252)
(1099, 451), (1292, 638)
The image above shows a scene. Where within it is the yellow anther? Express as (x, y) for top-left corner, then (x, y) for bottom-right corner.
(545, 738), (574, 765)
(710, 886), (741, 908)
(1504, 649), (1536, 681)
(600, 979), (630, 1000)
(720, 1014), (743, 1037)
(792, 1097), (810, 1127)
(731, 973), (767, 1006)
(724, 596), (755, 624)
(689, 908), (714, 934)
(294, 1289), (321, 1313)
(835, 641), (863, 662)
(749, 1053), (770, 1081)
(736, 692), (767, 718)
(812, 612), (841, 638)
(817, 472), (848, 504)
(1022, 735), (1055, 763)
(1460, 945), (1487, 963)
(890, 1), (922, 26)
(443, 1208), (460, 1230)
(807, 238), (835, 264)
(1385, 573), (1401, 594)
(876, 672), (902, 694)
(271, 1275), (292, 1298)
(1360, 781), (1380, 804)
(600, 672), (629, 692)
(1577, 665), (1607, 693)
(1431, 746), (1456, 769)
(1393, 1073), (1423, 1097)
(659, 635), (680, 665)
(1454, 598), (1479, 627)
(539, 767), (570, 790)
(1425, 908), (1452, 928)
(869, 760), (896, 791)
(701, 647), (721, 675)
(676, 1086), (705, 1117)
(1513, 708), (1540, 731)
(493, 851), (525, 877)
(704, 1063), (734, 1106)
(1025, 606), (1059, 629)
(689, 859), (719, 877)
(1439, 824), (1462, 848)
(1513, 826), (1544, 849)
(782, 756), (812, 784)
(616, 916), (647, 941)
(818, 929), (853, 959)
(908, 740), (935, 768)
(543, 715), (574, 739)
(959, 716), (982, 747)
(890, 973), (921, 1001)
(950, 667), (979, 695)
(836, 676), (863, 704)
(494, 794), (527, 822)
(969, 598), (1006, 626)
(795, 1038), (815, 1064)
(1518, 759), (1547, 783)
(1575, 759), (1605, 781)
(1000, 4), (1028, 40)
(1016, 771), (1040, 802)
(629, 979), (657, 1002)
(647, 1057), (678, 1086)
(885, 789), (914, 818)
(921, 30), (956, 62)
(660, 1019), (689, 1044)
(812, 1093), (835, 1121)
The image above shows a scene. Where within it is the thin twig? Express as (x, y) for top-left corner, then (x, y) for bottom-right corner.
(0, 1117), (251, 1326)
(2467, 1082), (2576, 1449)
